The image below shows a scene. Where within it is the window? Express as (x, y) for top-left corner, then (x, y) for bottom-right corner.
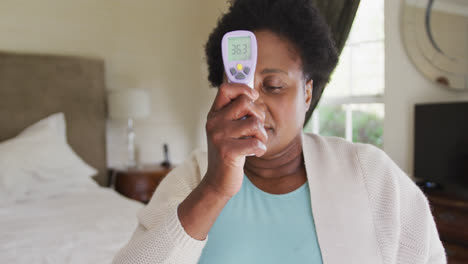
(304, 0), (385, 148)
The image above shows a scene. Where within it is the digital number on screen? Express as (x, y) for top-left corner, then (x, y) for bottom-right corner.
(228, 36), (251, 61)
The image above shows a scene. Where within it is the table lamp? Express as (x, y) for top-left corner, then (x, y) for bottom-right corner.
(108, 89), (150, 168)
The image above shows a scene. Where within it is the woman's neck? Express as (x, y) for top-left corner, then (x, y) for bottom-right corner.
(243, 133), (306, 194)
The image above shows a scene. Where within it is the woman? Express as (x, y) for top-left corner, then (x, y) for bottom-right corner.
(113, 0), (446, 263)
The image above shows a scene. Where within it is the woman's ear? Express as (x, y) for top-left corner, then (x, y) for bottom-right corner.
(305, 79), (313, 111)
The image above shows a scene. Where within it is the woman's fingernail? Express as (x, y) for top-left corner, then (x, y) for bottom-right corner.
(253, 90), (259, 98)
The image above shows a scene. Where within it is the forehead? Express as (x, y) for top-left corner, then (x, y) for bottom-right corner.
(254, 30), (303, 74)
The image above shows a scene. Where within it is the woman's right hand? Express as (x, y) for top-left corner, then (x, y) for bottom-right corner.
(203, 83), (268, 198)
(177, 83), (267, 241)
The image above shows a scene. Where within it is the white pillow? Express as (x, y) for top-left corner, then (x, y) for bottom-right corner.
(0, 113), (98, 202)
(20, 112), (67, 140)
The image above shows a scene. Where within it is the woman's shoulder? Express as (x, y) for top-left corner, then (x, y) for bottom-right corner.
(303, 132), (385, 157)
(136, 149), (208, 229)
(303, 132), (396, 170)
(302, 132), (419, 199)
(303, 134), (444, 262)
(165, 148), (208, 189)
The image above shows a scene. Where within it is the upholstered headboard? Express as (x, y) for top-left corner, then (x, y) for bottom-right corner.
(0, 51), (108, 185)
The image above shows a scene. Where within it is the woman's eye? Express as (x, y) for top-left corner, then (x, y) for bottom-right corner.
(265, 85), (283, 91)
(262, 77), (285, 92)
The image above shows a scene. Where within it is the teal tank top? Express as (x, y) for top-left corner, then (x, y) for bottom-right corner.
(198, 174), (323, 264)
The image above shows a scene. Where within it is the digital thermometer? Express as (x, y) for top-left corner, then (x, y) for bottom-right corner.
(221, 30), (257, 88)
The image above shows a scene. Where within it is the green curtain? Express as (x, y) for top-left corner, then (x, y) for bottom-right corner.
(304, 0), (361, 126)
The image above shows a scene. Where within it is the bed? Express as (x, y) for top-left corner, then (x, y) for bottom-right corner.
(0, 51), (143, 263)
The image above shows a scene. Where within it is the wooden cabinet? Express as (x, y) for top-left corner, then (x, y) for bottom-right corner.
(109, 165), (172, 204)
(425, 191), (468, 263)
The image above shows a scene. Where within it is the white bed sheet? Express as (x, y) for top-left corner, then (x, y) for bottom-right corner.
(0, 183), (143, 263)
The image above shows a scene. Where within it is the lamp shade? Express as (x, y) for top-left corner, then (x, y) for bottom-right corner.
(108, 89), (150, 120)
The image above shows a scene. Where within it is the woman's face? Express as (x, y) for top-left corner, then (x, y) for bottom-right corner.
(252, 30), (312, 157)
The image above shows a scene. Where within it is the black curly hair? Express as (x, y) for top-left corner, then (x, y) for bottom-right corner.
(205, 0), (338, 106)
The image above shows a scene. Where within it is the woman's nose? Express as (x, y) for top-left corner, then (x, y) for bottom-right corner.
(253, 91), (267, 115)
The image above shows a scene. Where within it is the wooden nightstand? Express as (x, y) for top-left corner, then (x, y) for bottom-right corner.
(424, 190), (468, 263)
(108, 165), (173, 204)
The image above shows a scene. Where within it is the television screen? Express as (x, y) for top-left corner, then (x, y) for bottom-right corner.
(414, 102), (468, 190)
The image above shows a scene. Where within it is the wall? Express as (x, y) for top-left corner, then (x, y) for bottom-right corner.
(384, 0), (468, 176)
(0, 0), (227, 167)
(3, 0), (466, 175)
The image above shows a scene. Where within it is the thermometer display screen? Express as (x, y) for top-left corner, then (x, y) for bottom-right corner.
(228, 36), (251, 61)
